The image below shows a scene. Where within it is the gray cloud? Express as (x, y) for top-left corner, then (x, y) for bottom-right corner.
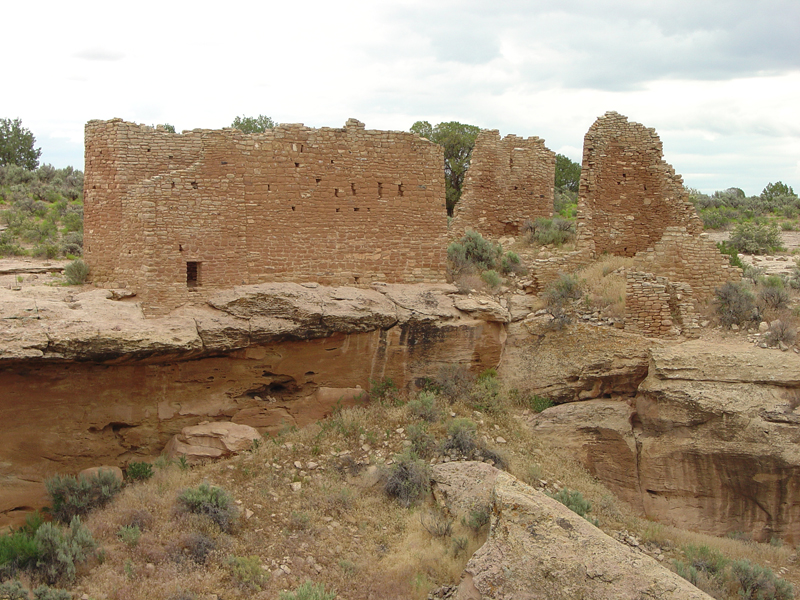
(380, 0), (800, 90)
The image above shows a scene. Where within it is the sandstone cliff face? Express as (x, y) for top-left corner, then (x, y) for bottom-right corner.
(531, 340), (800, 542)
(500, 317), (654, 403)
(0, 283), (508, 528)
(432, 462), (712, 600)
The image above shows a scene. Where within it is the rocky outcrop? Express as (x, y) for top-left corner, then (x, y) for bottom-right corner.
(531, 339), (800, 542)
(431, 462), (712, 600)
(164, 421), (262, 463)
(500, 317), (654, 403)
(0, 282), (508, 529)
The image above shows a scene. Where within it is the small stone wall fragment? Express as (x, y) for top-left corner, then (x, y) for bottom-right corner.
(452, 130), (555, 237)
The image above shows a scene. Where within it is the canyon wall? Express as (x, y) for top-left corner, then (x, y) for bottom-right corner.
(0, 282), (508, 529)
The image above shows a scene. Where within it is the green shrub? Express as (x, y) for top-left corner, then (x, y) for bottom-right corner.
(125, 461), (154, 482)
(730, 221), (785, 254)
(435, 365), (475, 403)
(45, 470), (122, 524)
(383, 449), (431, 507)
(34, 585), (72, 600)
(530, 395), (553, 413)
(369, 377), (401, 405)
(731, 559), (793, 600)
(176, 483), (238, 532)
(480, 269), (501, 288)
(34, 517), (96, 585)
(0, 531), (40, 578)
(524, 217), (575, 246)
(548, 488), (594, 522)
(0, 580), (28, 600)
(63, 259), (89, 285)
(717, 241), (745, 269)
(682, 544), (729, 578)
(500, 251), (525, 275)
(543, 273), (582, 305)
(117, 525), (141, 548)
(758, 284), (790, 312)
(764, 319), (797, 347)
(462, 507), (490, 534)
(228, 555), (270, 591)
(673, 560), (699, 586)
(444, 419), (477, 455)
(467, 374), (503, 415)
(278, 581), (337, 600)
(447, 230), (502, 273)
(715, 281), (757, 328)
(407, 391), (439, 422)
(406, 423), (436, 458)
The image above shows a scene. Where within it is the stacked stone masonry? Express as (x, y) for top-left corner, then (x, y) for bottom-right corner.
(632, 227), (741, 300)
(84, 119), (448, 314)
(452, 130), (555, 237)
(576, 111), (703, 257)
(625, 272), (700, 338)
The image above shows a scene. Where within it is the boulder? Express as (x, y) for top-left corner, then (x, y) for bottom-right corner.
(430, 463), (712, 600)
(164, 422), (261, 463)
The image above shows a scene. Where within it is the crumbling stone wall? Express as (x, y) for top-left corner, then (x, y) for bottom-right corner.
(85, 119), (448, 314)
(625, 272), (700, 338)
(576, 112), (702, 257)
(632, 227), (741, 300)
(451, 130), (555, 237)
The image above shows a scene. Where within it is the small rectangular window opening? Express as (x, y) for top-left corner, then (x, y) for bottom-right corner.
(187, 262), (200, 288)
(378, 183), (383, 198)
(398, 184), (404, 197)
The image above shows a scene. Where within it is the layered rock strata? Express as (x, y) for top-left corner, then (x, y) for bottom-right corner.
(531, 339), (800, 541)
(0, 282), (510, 528)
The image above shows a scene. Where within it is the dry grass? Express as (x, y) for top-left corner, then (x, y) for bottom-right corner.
(577, 255), (633, 319)
(36, 378), (796, 600)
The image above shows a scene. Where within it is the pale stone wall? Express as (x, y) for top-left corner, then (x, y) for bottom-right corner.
(85, 119), (448, 314)
(625, 271), (701, 338)
(452, 130), (555, 237)
(576, 111), (702, 257)
(632, 227), (741, 300)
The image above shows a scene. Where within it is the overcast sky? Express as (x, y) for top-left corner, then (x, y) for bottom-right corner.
(4, 0), (799, 195)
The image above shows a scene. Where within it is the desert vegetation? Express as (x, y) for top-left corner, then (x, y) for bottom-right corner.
(1, 366), (796, 599)
(691, 183), (799, 240)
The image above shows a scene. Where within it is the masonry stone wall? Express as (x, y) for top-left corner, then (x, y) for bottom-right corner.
(576, 111), (702, 257)
(625, 272), (700, 338)
(451, 130), (555, 237)
(85, 119), (448, 314)
(632, 227), (741, 300)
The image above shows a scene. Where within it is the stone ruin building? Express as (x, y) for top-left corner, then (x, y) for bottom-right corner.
(83, 111), (738, 336)
(451, 130), (556, 237)
(84, 119), (448, 314)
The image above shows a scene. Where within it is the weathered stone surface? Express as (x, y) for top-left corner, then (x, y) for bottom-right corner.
(0, 283), (503, 529)
(452, 295), (510, 323)
(530, 339), (800, 542)
(530, 400), (642, 511)
(210, 284), (397, 331)
(500, 319), (653, 403)
(430, 464), (711, 600)
(164, 422), (261, 463)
